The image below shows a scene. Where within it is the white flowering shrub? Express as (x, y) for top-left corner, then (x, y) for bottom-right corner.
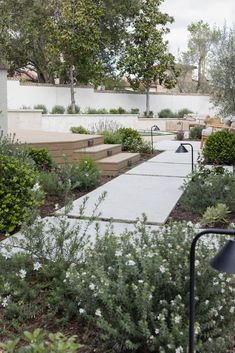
(65, 220), (235, 353)
(0, 211), (234, 352)
(180, 165), (235, 215)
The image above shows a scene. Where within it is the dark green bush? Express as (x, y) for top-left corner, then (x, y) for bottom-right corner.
(67, 104), (80, 114)
(130, 108), (140, 114)
(180, 165), (235, 215)
(177, 108), (193, 119)
(86, 107), (108, 114)
(0, 155), (44, 234)
(143, 110), (154, 118)
(109, 107), (127, 114)
(158, 108), (176, 119)
(102, 130), (122, 144)
(27, 148), (53, 171)
(70, 126), (90, 134)
(33, 104), (48, 114)
(203, 130), (235, 165)
(51, 105), (65, 114)
(76, 157), (101, 190)
(189, 125), (205, 140)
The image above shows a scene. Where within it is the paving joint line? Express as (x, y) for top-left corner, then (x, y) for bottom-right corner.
(125, 173), (186, 178)
(64, 215), (162, 226)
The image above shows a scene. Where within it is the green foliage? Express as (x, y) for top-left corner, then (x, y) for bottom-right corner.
(102, 130), (123, 144)
(109, 107), (127, 114)
(70, 126), (90, 134)
(177, 108), (193, 119)
(0, 134), (34, 165)
(189, 125), (205, 140)
(210, 26), (235, 116)
(158, 108), (176, 119)
(118, 0), (177, 115)
(130, 108), (140, 114)
(0, 155), (44, 235)
(76, 157), (101, 190)
(27, 148), (53, 171)
(203, 130), (235, 165)
(0, 329), (80, 353)
(180, 165), (235, 215)
(143, 110), (154, 118)
(67, 104), (80, 114)
(86, 107), (108, 114)
(201, 203), (230, 228)
(51, 105), (66, 114)
(33, 104), (48, 114)
(0, 215), (234, 353)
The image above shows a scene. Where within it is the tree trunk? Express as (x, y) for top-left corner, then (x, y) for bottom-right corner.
(146, 85), (150, 117)
(69, 64), (76, 113)
(197, 57), (203, 92)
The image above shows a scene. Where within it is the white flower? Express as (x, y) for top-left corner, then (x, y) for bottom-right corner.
(54, 203), (59, 210)
(115, 250), (122, 257)
(187, 221), (193, 227)
(1, 295), (11, 308)
(95, 309), (102, 317)
(174, 315), (181, 324)
(126, 260), (135, 266)
(229, 307), (235, 314)
(159, 265), (166, 273)
(176, 346), (184, 353)
(79, 308), (86, 314)
(85, 173), (89, 177)
(138, 280), (144, 284)
(19, 269), (27, 279)
(32, 182), (40, 192)
(33, 262), (42, 271)
(155, 328), (160, 335)
(89, 283), (95, 290)
(149, 335), (154, 340)
(205, 300), (209, 305)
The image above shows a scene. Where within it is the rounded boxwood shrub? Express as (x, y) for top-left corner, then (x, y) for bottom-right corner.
(189, 125), (205, 140)
(51, 105), (65, 114)
(67, 104), (80, 114)
(203, 130), (235, 165)
(27, 148), (54, 171)
(70, 126), (90, 134)
(158, 108), (176, 119)
(33, 104), (48, 114)
(0, 155), (44, 234)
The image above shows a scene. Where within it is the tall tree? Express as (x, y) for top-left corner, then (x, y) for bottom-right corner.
(118, 0), (177, 117)
(210, 26), (235, 117)
(181, 20), (220, 92)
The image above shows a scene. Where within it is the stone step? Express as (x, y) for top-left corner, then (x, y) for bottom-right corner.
(98, 152), (140, 176)
(73, 144), (122, 161)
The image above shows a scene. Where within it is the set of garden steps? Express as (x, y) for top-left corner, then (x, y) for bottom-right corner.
(13, 130), (140, 177)
(73, 141), (140, 176)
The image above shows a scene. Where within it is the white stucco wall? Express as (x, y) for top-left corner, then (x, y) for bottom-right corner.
(7, 80), (214, 116)
(0, 69), (8, 135)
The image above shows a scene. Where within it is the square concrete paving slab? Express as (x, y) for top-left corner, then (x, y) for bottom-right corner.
(155, 140), (201, 152)
(65, 174), (184, 224)
(150, 150), (200, 164)
(126, 162), (192, 178)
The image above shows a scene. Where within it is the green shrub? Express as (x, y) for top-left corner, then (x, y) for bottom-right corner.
(201, 203), (230, 228)
(203, 130), (235, 165)
(51, 105), (65, 114)
(77, 157), (101, 190)
(143, 110), (154, 118)
(86, 107), (108, 114)
(177, 108), (193, 119)
(0, 329), (80, 353)
(67, 104), (80, 114)
(0, 155), (44, 234)
(0, 134), (33, 165)
(0, 215), (234, 353)
(102, 130), (122, 144)
(189, 125), (205, 140)
(130, 108), (140, 114)
(158, 108), (176, 119)
(39, 171), (66, 195)
(119, 128), (151, 153)
(33, 104), (48, 114)
(180, 165), (235, 215)
(27, 148), (53, 171)
(70, 126), (90, 134)
(109, 107), (127, 114)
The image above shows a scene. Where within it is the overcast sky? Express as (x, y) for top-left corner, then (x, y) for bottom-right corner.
(160, 0), (235, 58)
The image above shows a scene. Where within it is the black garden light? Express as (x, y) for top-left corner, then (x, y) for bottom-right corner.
(150, 125), (160, 154)
(175, 142), (194, 173)
(189, 229), (235, 353)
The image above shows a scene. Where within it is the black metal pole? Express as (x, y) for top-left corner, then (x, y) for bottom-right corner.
(189, 228), (235, 353)
(181, 143), (194, 173)
(151, 126), (154, 154)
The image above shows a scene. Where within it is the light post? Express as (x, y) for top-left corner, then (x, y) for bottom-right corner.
(151, 125), (160, 154)
(175, 142), (194, 173)
(189, 228), (235, 353)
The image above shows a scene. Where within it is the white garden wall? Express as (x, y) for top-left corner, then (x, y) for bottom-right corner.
(7, 80), (214, 116)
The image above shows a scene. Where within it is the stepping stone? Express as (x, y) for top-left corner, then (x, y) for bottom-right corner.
(64, 174), (184, 224)
(126, 162), (192, 178)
